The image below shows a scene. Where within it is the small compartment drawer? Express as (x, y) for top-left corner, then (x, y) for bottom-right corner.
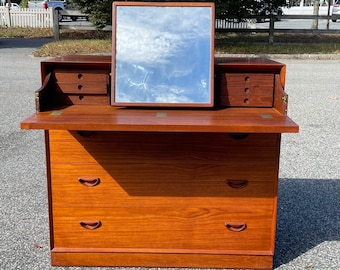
(53, 69), (109, 95)
(220, 85), (273, 96)
(220, 95), (273, 107)
(53, 207), (274, 253)
(53, 69), (109, 83)
(222, 73), (274, 86)
(217, 73), (275, 107)
(55, 82), (108, 94)
(55, 94), (110, 106)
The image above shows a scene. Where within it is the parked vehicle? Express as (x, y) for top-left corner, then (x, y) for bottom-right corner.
(27, 0), (66, 10)
(0, 3), (20, 8)
(332, 0), (340, 22)
(27, 0), (87, 21)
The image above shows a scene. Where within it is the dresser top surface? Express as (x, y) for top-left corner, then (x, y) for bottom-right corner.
(21, 105), (298, 133)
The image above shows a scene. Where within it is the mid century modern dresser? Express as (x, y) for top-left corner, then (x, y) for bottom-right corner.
(21, 55), (298, 269)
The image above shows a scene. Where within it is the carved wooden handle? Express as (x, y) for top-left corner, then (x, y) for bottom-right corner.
(226, 179), (248, 189)
(79, 220), (102, 230)
(78, 178), (101, 187)
(225, 222), (247, 232)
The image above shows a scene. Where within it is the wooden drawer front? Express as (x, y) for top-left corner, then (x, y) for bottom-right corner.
(49, 141), (278, 166)
(218, 73), (274, 107)
(50, 163), (276, 208)
(49, 130), (279, 147)
(48, 130), (279, 165)
(54, 69), (109, 83)
(49, 130), (280, 147)
(49, 139), (277, 165)
(222, 74), (274, 86)
(220, 95), (273, 107)
(53, 69), (109, 94)
(53, 207), (274, 253)
(221, 85), (273, 96)
(54, 94), (110, 106)
(55, 82), (108, 94)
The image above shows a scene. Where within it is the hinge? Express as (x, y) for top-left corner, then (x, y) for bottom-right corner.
(281, 95), (288, 104)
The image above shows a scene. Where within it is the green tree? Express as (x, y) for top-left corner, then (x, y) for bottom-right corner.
(215, 0), (288, 20)
(70, 0), (113, 28)
(71, 0), (288, 28)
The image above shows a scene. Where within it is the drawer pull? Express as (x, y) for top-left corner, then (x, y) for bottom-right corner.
(76, 131), (97, 137)
(77, 73), (83, 79)
(225, 222), (247, 232)
(229, 133), (249, 140)
(78, 178), (101, 187)
(77, 84), (83, 90)
(226, 179), (248, 189)
(80, 220), (102, 230)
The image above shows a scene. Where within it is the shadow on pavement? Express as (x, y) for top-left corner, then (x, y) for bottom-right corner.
(0, 38), (53, 49)
(274, 178), (340, 267)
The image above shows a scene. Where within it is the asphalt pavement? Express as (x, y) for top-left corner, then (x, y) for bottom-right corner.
(0, 38), (339, 270)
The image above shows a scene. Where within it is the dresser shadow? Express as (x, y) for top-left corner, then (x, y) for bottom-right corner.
(274, 178), (340, 267)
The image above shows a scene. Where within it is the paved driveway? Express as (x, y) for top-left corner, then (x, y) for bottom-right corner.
(0, 38), (339, 270)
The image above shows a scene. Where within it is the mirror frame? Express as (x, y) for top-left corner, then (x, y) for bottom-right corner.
(111, 1), (215, 107)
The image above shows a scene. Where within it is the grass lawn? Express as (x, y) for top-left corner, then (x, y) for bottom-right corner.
(1, 27), (340, 57)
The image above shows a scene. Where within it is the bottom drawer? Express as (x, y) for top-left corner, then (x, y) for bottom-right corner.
(53, 207), (274, 253)
(220, 95), (273, 107)
(58, 94), (110, 105)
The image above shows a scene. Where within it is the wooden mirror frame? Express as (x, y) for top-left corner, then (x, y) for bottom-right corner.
(111, 1), (215, 107)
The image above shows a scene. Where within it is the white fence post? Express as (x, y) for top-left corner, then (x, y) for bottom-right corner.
(0, 7), (11, 26)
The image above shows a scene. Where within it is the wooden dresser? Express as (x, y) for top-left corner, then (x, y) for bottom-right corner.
(21, 55), (298, 270)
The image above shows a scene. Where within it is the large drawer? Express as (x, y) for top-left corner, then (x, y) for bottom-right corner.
(50, 163), (277, 208)
(52, 207), (274, 253)
(49, 142), (278, 165)
(47, 131), (279, 165)
(48, 130), (279, 147)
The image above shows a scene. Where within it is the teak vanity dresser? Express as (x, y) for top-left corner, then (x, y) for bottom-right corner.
(21, 55), (298, 269)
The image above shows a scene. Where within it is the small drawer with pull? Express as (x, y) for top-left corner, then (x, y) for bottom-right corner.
(216, 73), (275, 107)
(52, 69), (109, 95)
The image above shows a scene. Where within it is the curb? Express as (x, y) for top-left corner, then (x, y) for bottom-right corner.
(216, 53), (340, 60)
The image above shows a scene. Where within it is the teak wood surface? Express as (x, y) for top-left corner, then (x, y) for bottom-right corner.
(20, 55), (299, 270)
(21, 105), (298, 133)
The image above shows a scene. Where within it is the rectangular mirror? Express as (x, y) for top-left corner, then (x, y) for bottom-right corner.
(112, 1), (215, 107)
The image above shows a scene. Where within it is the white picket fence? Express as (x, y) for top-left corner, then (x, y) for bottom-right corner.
(0, 8), (53, 28)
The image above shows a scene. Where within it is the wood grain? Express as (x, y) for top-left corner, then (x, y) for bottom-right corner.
(21, 105), (299, 133)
